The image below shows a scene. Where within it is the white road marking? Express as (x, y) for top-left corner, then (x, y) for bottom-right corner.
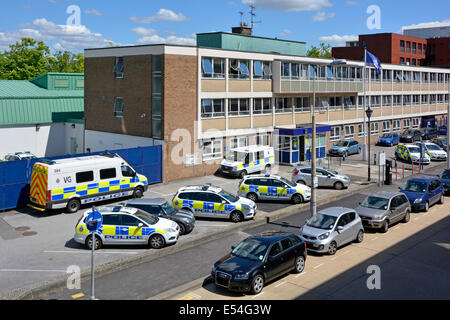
(295, 272), (307, 278)
(343, 250), (351, 254)
(330, 257), (337, 261)
(188, 292), (202, 299)
(313, 263), (324, 269)
(274, 281), (287, 288)
(251, 292), (264, 299)
(371, 237), (379, 241)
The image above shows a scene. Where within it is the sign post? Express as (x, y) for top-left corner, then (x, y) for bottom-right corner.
(85, 207), (102, 300)
(378, 152), (386, 187)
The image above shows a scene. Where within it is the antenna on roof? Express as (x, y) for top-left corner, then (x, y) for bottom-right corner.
(239, 11), (246, 27)
(249, 5), (261, 32)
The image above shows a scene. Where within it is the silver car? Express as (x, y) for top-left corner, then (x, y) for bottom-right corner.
(355, 192), (411, 233)
(292, 166), (350, 190)
(299, 207), (364, 255)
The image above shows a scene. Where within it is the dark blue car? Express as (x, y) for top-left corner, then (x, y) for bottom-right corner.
(438, 126), (447, 136)
(400, 177), (445, 212)
(377, 133), (400, 146)
(441, 170), (450, 195)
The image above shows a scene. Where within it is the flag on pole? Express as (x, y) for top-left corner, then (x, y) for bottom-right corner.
(365, 50), (382, 75)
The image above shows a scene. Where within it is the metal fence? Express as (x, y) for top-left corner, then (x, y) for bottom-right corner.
(0, 145), (162, 211)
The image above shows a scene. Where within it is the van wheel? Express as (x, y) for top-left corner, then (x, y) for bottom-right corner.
(247, 193), (258, 202)
(86, 234), (102, 250)
(230, 211), (244, 223)
(291, 194), (303, 204)
(239, 170), (247, 179)
(133, 187), (144, 198)
(66, 199), (81, 213)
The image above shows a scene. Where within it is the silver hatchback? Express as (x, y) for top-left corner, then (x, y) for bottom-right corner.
(355, 192), (411, 233)
(292, 166), (350, 190)
(299, 207), (364, 255)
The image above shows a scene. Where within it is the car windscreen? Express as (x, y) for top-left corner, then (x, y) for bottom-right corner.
(231, 239), (268, 261)
(334, 141), (348, 147)
(279, 176), (296, 188)
(408, 146), (420, 153)
(426, 144), (441, 151)
(225, 151), (246, 162)
(134, 210), (159, 225)
(219, 190), (239, 203)
(360, 196), (389, 210)
(306, 213), (337, 230)
(161, 202), (176, 215)
(402, 181), (428, 193)
(402, 130), (413, 135)
(381, 134), (391, 138)
(442, 171), (450, 179)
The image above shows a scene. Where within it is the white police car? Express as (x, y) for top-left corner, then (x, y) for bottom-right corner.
(74, 206), (180, 249)
(172, 184), (256, 223)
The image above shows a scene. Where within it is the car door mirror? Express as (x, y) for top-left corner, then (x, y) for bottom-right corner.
(137, 223), (144, 228)
(336, 226), (344, 232)
(231, 245), (235, 250)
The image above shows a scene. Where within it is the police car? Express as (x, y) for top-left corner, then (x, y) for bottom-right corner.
(172, 184), (256, 223)
(74, 206), (180, 250)
(238, 174), (311, 204)
(395, 144), (431, 164)
(414, 142), (447, 161)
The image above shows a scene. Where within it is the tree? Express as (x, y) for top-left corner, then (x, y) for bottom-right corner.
(0, 38), (52, 80)
(307, 42), (332, 58)
(47, 51), (84, 73)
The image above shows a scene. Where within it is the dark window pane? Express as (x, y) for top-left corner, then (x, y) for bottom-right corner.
(76, 171), (94, 183)
(100, 168), (116, 180)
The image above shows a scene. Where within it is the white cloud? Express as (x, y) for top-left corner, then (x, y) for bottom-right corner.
(319, 34), (358, 46)
(85, 9), (103, 16)
(280, 29), (292, 37)
(400, 19), (450, 33)
(0, 18), (117, 52)
(312, 11), (335, 22)
(241, 0), (332, 12)
(130, 9), (190, 24)
(132, 27), (158, 37)
(132, 28), (196, 46)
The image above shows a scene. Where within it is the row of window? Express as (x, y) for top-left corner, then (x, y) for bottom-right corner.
(400, 40), (426, 55)
(75, 165), (135, 184)
(330, 118), (420, 141)
(202, 58), (272, 80)
(202, 134), (271, 161)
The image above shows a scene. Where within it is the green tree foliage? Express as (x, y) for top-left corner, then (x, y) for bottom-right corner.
(307, 43), (332, 58)
(0, 38), (84, 80)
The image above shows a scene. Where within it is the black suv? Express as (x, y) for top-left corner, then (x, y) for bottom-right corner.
(399, 129), (422, 143)
(211, 232), (306, 294)
(420, 128), (438, 141)
(124, 198), (195, 235)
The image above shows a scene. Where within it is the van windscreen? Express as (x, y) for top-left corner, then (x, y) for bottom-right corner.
(225, 151), (246, 162)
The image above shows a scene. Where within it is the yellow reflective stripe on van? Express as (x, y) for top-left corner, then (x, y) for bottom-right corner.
(237, 156), (274, 170)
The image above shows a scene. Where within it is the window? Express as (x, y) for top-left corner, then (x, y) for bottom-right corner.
(76, 171), (94, 184)
(229, 59), (250, 79)
(413, 72), (420, 82)
(230, 136), (247, 149)
(403, 71), (411, 82)
(394, 70), (402, 82)
(330, 127), (340, 141)
(201, 99), (225, 118)
(269, 242), (282, 256)
(358, 123), (365, 137)
(400, 40), (405, 52)
(382, 70), (392, 82)
(413, 95), (420, 105)
(280, 238), (294, 251)
(412, 59), (416, 66)
(412, 118), (420, 128)
(393, 95), (402, 106)
(201, 57), (225, 78)
(438, 73), (444, 83)
(121, 215), (141, 227)
(275, 98), (292, 113)
(403, 95), (411, 106)
(255, 134), (270, 146)
(100, 168), (116, 180)
(114, 97), (124, 117)
(344, 125), (355, 138)
(421, 94), (429, 104)
(382, 95), (392, 107)
(202, 139), (222, 161)
(418, 43), (422, 55)
(253, 61), (272, 80)
(253, 98), (272, 115)
(406, 41), (411, 53)
(393, 120), (401, 132)
(55, 79), (69, 88)
(102, 214), (121, 225)
(295, 97), (310, 112)
(370, 122), (379, 135)
(422, 72), (429, 83)
(114, 57), (124, 78)
(344, 96), (355, 110)
(412, 42), (417, 54)
(370, 96), (381, 108)
(121, 165), (135, 177)
(400, 57), (405, 64)
(382, 121), (390, 133)
(403, 119), (410, 129)
(229, 98), (250, 116)
(370, 69), (381, 81)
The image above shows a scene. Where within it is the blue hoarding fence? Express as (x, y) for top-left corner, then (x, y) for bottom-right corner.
(0, 145), (162, 211)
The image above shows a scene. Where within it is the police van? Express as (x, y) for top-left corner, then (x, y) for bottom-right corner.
(220, 145), (274, 179)
(28, 153), (148, 213)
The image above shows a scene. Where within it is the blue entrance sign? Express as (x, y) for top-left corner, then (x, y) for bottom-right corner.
(86, 210), (103, 232)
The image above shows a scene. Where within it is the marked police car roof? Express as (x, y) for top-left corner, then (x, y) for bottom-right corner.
(178, 185), (222, 193)
(244, 174), (282, 179)
(83, 205), (138, 216)
(318, 207), (355, 216)
(403, 144), (420, 149)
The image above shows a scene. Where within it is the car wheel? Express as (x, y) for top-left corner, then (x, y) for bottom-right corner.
(230, 211), (243, 223)
(334, 181), (344, 190)
(247, 192), (258, 203)
(293, 255), (306, 274)
(438, 194), (444, 204)
(149, 234), (165, 249)
(86, 234), (102, 250)
(250, 274), (265, 295)
(328, 241), (337, 255)
(239, 170), (247, 179)
(178, 223), (186, 235)
(66, 198), (81, 214)
(291, 194), (303, 204)
(424, 201), (429, 212)
(355, 229), (364, 243)
(132, 186), (144, 198)
(403, 210), (410, 223)
(381, 220), (389, 233)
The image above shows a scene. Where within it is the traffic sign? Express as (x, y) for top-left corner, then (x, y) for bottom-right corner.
(86, 210), (102, 232)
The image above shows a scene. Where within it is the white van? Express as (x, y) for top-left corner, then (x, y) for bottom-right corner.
(28, 153), (148, 213)
(220, 145), (274, 179)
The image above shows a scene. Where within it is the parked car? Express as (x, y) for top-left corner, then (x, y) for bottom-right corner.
(377, 133), (399, 146)
(123, 198), (195, 235)
(292, 166), (350, 190)
(438, 125), (447, 136)
(441, 170), (450, 195)
(211, 232), (307, 294)
(299, 207), (364, 255)
(395, 144), (431, 164)
(420, 127), (438, 141)
(432, 137), (448, 151)
(74, 206), (180, 250)
(328, 139), (361, 158)
(4, 151), (37, 161)
(399, 129), (422, 143)
(399, 177), (444, 212)
(415, 142), (447, 161)
(238, 174), (311, 204)
(355, 192), (411, 233)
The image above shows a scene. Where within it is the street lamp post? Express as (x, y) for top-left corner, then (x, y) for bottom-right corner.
(366, 107), (373, 181)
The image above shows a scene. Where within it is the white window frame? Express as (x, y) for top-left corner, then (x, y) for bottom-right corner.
(201, 57), (225, 79)
(382, 121), (391, 133)
(230, 136), (248, 149)
(255, 133), (270, 146)
(253, 98), (272, 115)
(229, 59), (250, 79)
(412, 118), (420, 128)
(202, 139), (222, 161)
(344, 125), (355, 138)
(114, 57), (124, 79)
(358, 123), (365, 137)
(403, 119), (411, 129)
(393, 120), (401, 132)
(370, 122), (379, 135)
(229, 98), (250, 117)
(330, 127), (341, 141)
(201, 99), (225, 119)
(114, 97), (124, 118)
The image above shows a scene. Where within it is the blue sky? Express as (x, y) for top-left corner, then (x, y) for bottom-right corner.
(0, 0), (449, 53)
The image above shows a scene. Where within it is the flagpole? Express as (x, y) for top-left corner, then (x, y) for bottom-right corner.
(362, 48), (367, 161)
